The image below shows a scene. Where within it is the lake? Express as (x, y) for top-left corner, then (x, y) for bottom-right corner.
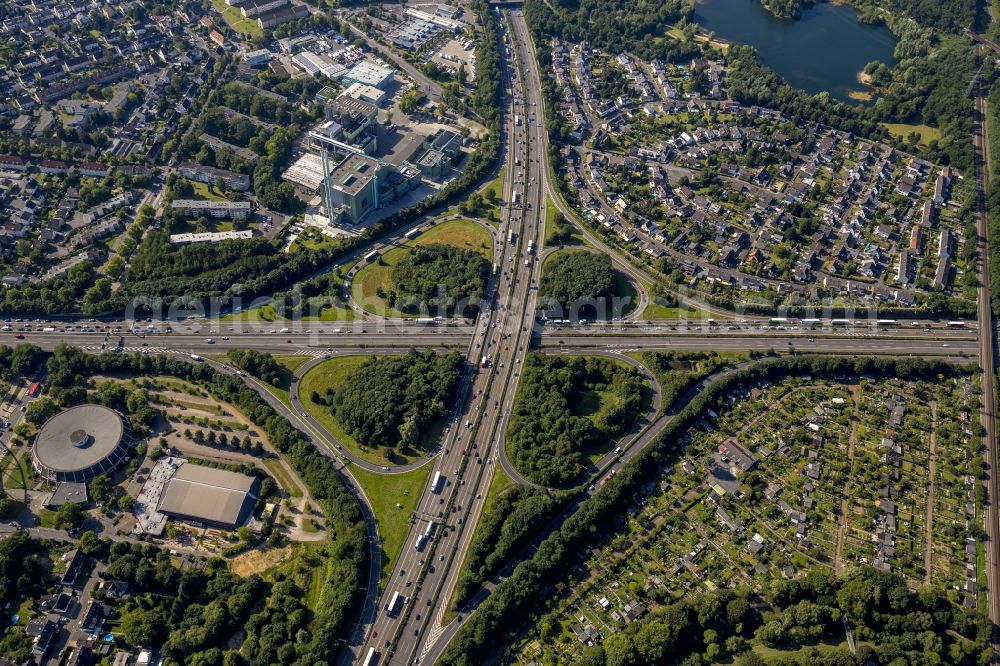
(693, 0), (898, 103)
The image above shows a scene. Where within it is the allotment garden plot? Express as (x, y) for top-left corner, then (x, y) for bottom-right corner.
(515, 373), (982, 663)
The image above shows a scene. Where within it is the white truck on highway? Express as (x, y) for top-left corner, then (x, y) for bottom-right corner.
(431, 471), (446, 494)
(385, 591), (405, 617)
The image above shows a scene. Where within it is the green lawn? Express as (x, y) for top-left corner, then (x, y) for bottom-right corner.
(38, 509), (58, 528)
(220, 304), (279, 323)
(479, 168), (505, 224)
(2, 451), (32, 490)
(210, 0), (263, 37)
(299, 356), (393, 465)
(348, 463), (433, 585)
(290, 227), (341, 254)
(351, 218), (493, 318)
(189, 180), (229, 202)
(262, 457), (304, 498)
(883, 122), (942, 146)
(482, 464), (514, 514)
(176, 216), (236, 234)
(639, 298), (709, 320)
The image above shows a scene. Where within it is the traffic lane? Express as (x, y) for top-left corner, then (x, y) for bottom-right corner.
(543, 337), (979, 356)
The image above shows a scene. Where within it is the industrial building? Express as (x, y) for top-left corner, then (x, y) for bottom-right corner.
(391, 17), (442, 50)
(341, 82), (386, 106)
(32, 405), (134, 483)
(156, 462), (260, 529)
(325, 153), (421, 224)
(342, 60), (395, 90)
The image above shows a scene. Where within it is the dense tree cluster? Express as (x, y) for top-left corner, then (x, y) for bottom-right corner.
(452, 486), (565, 609)
(216, 82), (295, 125)
(524, 0), (695, 65)
(91, 541), (262, 664)
(868, 0), (976, 32)
(439, 355), (978, 665)
(390, 244), (489, 315)
(119, 230), (282, 301)
(0, 531), (50, 610)
(226, 349), (286, 385)
(539, 251), (616, 316)
(759, 0), (808, 19)
(200, 108), (265, 151)
(0, 532), (50, 662)
(43, 345), (368, 664)
(0, 343), (44, 382)
(507, 355), (646, 485)
(323, 349), (463, 454)
(564, 567), (990, 665)
(0, 261), (103, 315)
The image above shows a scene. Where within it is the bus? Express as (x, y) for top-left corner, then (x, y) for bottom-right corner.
(425, 520), (437, 537)
(706, 319), (717, 326)
(364, 250), (380, 263)
(27, 382), (41, 398)
(362, 647), (379, 666)
(512, 191), (521, 207)
(431, 471), (445, 494)
(527, 239), (536, 255)
(514, 115), (521, 126)
(946, 321), (967, 328)
(800, 318), (821, 327)
(414, 318), (437, 325)
(481, 355), (490, 368)
(508, 230), (517, 245)
(875, 319), (898, 327)
(385, 591), (405, 618)
(768, 318), (788, 325)
(404, 227), (421, 240)
(830, 319), (852, 327)
(415, 534), (428, 552)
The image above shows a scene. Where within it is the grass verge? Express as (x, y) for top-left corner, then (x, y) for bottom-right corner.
(351, 219), (493, 317)
(348, 463), (433, 585)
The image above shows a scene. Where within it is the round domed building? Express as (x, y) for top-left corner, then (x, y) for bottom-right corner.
(31, 404), (134, 483)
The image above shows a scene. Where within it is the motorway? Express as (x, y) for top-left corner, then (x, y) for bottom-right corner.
(351, 9), (548, 664)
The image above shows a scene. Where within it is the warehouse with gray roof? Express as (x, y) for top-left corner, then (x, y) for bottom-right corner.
(156, 462), (260, 529)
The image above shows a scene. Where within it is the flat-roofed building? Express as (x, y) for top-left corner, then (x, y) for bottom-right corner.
(328, 153), (384, 223)
(178, 162), (250, 191)
(169, 230), (254, 244)
(240, 0), (286, 18)
(342, 60), (395, 90)
(341, 82), (386, 105)
(256, 4), (309, 29)
(157, 462), (260, 529)
(169, 199), (252, 219)
(243, 49), (272, 67)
